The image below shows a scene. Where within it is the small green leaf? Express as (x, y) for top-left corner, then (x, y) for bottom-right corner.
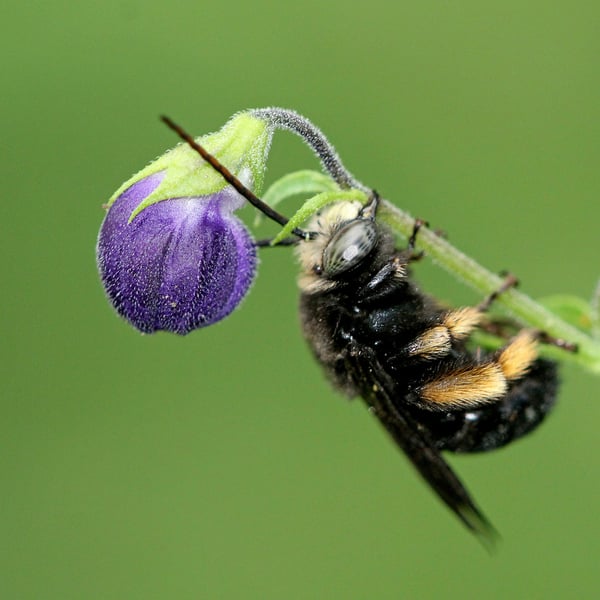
(254, 170), (339, 227)
(271, 189), (368, 245)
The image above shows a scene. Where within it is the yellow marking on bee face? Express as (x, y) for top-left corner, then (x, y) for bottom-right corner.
(406, 326), (452, 359)
(297, 272), (337, 294)
(420, 363), (507, 408)
(442, 307), (483, 340)
(498, 331), (538, 381)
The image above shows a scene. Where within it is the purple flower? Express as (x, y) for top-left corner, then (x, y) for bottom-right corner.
(97, 172), (257, 334)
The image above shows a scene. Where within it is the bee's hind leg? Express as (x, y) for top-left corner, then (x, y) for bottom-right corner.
(477, 273), (519, 312)
(475, 273), (577, 352)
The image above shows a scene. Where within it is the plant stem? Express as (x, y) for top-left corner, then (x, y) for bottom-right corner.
(250, 108), (369, 193)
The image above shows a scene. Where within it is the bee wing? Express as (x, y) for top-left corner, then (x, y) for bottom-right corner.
(345, 343), (498, 549)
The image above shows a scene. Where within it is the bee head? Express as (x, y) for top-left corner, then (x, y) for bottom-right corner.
(296, 200), (386, 293)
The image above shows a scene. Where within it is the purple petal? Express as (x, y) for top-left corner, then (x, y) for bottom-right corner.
(97, 173), (257, 334)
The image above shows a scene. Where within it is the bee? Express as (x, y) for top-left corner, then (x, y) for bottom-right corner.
(162, 115), (570, 547)
(295, 196), (558, 546)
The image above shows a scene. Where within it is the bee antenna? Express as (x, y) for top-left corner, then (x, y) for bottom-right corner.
(160, 115), (309, 239)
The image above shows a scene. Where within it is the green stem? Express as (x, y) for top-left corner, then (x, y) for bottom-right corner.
(378, 199), (600, 374)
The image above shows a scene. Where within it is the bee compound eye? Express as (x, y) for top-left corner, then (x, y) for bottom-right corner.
(322, 220), (378, 276)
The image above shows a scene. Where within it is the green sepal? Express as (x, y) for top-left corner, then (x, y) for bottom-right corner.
(255, 170), (340, 227)
(105, 112), (272, 221)
(271, 189), (369, 245)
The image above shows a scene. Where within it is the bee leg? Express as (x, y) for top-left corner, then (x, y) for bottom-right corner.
(363, 261), (402, 291)
(477, 273), (519, 312)
(406, 307), (484, 361)
(415, 357), (559, 453)
(475, 274), (577, 352)
(477, 318), (515, 339)
(478, 319), (577, 352)
(415, 329), (541, 411)
(359, 190), (380, 219)
(408, 218), (428, 250)
(405, 271), (572, 365)
(406, 219), (448, 262)
(406, 218), (428, 262)
(536, 332), (578, 352)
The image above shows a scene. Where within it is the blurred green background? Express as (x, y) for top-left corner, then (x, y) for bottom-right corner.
(2, 1), (599, 598)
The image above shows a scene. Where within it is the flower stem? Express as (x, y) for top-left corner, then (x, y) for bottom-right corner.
(250, 108), (369, 193)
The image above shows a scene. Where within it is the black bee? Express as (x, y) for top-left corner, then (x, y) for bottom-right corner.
(295, 195), (558, 545)
(161, 115), (567, 548)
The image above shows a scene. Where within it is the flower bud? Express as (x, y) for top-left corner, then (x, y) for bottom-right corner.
(97, 113), (271, 334)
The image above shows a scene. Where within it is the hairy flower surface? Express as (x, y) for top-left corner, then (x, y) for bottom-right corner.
(97, 172), (256, 334)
